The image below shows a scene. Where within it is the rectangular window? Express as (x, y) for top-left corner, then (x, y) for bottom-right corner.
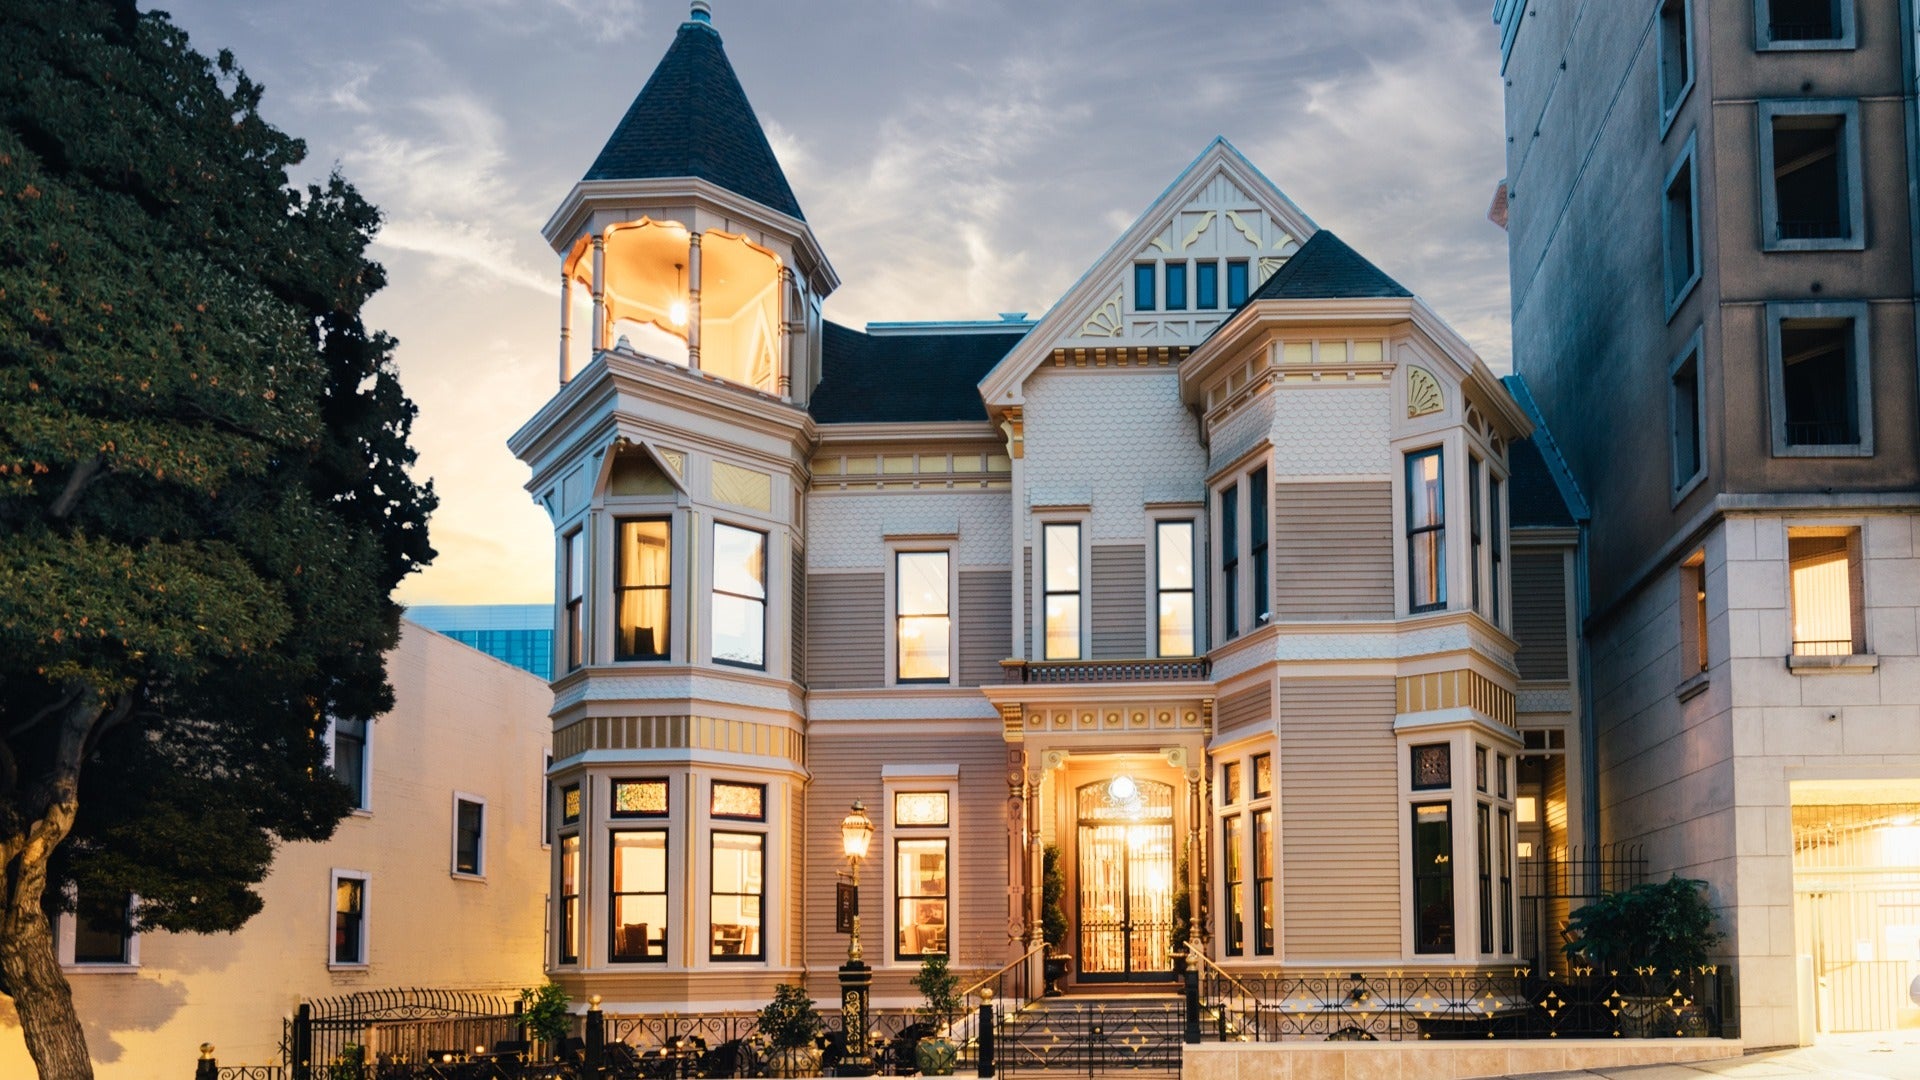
(1477, 803), (1494, 953)
(1252, 753), (1272, 798)
(711, 523), (767, 668)
(1406, 449), (1446, 612)
(1498, 808), (1515, 954)
(1220, 486), (1240, 639)
(1490, 476), (1504, 625)
(615, 518), (671, 660)
(1221, 760), (1242, 805)
(1250, 467), (1270, 626)
(1768, 304), (1870, 454)
(1469, 455), (1484, 613)
(896, 837), (949, 959)
(1664, 141), (1699, 309)
(1252, 808), (1274, 956)
(1226, 261), (1250, 307)
(1222, 814), (1245, 956)
(561, 783), (581, 826)
(895, 791), (950, 827)
(710, 831), (765, 960)
(1042, 523), (1082, 660)
(1165, 262), (1188, 311)
(1156, 521), (1196, 657)
(1759, 101), (1862, 250)
(1789, 528), (1865, 657)
(453, 795), (485, 877)
(332, 872), (367, 966)
(897, 551), (951, 682)
(69, 892), (134, 965)
(1681, 551), (1710, 675)
(712, 780), (767, 821)
(1134, 263), (1156, 311)
(611, 830), (668, 962)
(1657, 0), (1693, 125)
(1412, 803), (1454, 954)
(565, 529), (585, 670)
(1412, 743), (1452, 791)
(331, 717), (368, 812)
(1476, 746), (1489, 793)
(1671, 337), (1704, 490)
(613, 778), (669, 817)
(559, 835), (581, 964)
(1759, 0), (1853, 48)
(1195, 262), (1219, 309)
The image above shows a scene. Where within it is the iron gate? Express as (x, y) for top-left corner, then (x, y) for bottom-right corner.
(1794, 802), (1920, 1033)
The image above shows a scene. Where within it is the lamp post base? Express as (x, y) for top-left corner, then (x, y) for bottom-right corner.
(837, 960), (875, 1076)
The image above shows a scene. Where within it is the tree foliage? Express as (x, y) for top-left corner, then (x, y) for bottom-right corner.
(0, 1), (434, 1074)
(1564, 876), (1726, 974)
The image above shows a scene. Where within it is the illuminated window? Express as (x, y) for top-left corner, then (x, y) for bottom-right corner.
(710, 832), (765, 961)
(1222, 814), (1245, 956)
(1221, 760), (1242, 805)
(896, 838), (949, 959)
(611, 831), (668, 962)
(1042, 523), (1082, 660)
(1156, 521), (1196, 657)
(1789, 527), (1864, 657)
(1253, 808), (1273, 956)
(894, 791), (949, 828)
(1252, 753), (1271, 799)
(615, 518), (671, 660)
(612, 778), (669, 818)
(1680, 550), (1710, 675)
(331, 871), (368, 966)
(712, 780), (766, 821)
(558, 835), (581, 964)
(561, 783), (581, 826)
(897, 552), (951, 682)
(1406, 449), (1446, 612)
(712, 523), (767, 668)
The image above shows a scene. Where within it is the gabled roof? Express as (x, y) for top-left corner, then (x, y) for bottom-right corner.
(1243, 229), (1412, 302)
(583, 14), (804, 221)
(810, 322), (1028, 424)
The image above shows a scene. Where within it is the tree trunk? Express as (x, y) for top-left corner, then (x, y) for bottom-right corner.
(0, 896), (93, 1080)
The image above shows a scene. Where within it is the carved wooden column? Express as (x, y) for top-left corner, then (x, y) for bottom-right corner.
(590, 234), (607, 353)
(686, 232), (703, 369)
(778, 266), (798, 398)
(558, 270), (572, 386)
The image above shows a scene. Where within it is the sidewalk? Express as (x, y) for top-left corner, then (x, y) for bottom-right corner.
(1496, 1032), (1920, 1080)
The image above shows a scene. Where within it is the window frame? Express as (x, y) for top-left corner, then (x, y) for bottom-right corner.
(883, 771), (959, 967)
(1195, 261), (1219, 310)
(890, 547), (955, 685)
(1219, 483), (1240, 640)
(710, 520), (769, 670)
(1405, 448), (1448, 614)
(1249, 466), (1270, 628)
(1133, 263), (1157, 312)
(1410, 802), (1455, 956)
(708, 829), (767, 962)
(1251, 805), (1274, 957)
(1469, 455), (1484, 615)
(1155, 519), (1198, 658)
(1164, 261), (1189, 311)
(1663, 133), (1702, 315)
(609, 827), (670, 964)
(327, 714), (371, 815)
(452, 791), (486, 880)
(893, 835), (951, 961)
(564, 527), (586, 671)
(1680, 549), (1711, 679)
(1226, 261), (1250, 307)
(1221, 812), (1245, 957)
(1656, 0), (1696, 136)
(1764, 300), (1873, 457)
(1490, 474), (1505, 629)
(329, 869), (370, 969)
(613, 516), (673, 662)
(1756, 99), (1865, 252)
(58, 889), (139, 971)
(1669, 328), (1707, 498)
(1787, 524), (1868, 659)
(1039, 521), (1086, 661)
(1754, 0), (1856, 51)
(557, 832), (582, 965)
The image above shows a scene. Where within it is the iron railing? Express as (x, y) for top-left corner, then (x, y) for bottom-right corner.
(1792, 638), (1855, 657)
(1002, 658), (1210, 684)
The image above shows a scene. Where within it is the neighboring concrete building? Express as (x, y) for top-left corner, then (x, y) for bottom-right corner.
(1495, 0), (1920, 1044)
(512, 3), (1585, 1015)
(0, 621), (554, 1076)
(410, 603), (557, 680)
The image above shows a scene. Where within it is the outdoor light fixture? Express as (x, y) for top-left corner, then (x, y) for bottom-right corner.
(669, 263), (688, 327)
(842, 800), (874, 861)
(838, 801), (876, 1075)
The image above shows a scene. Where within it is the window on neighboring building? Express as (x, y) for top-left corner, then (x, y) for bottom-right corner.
(1789, 527), (1865, 657)
(615, 518), (671, 661)
(1490, 475), (1504, 626)
(1250, 467), (1270, 627)
(1165, 262), (1188, 311)
(1220, 486), (1240, 639)
(1222, 813), (1245, 956)
(1664, 140), (1700, 309)
(1759, 101), (1862, 250)
(1252, 807), (1274, 956)
(711, 523), (767, 668)
(1412, 804), (1454, 954)
(66, 891), (135, 966)
(565, 528), (585, 670)
(1680, 550), (1710, 676)
(710, 832), (765, 961)
(1767, 302), (1870, 455)
(453, 795), (485, 878)
(1156, 521), (1196, 657)
(1670, 335), (1704, 490)
(1134, 263), (1156, 311)
(896, 837), (949, 959)
(332, 871), (368, 966)
(541, 752), (553, 848)
(330, 716), (368, 812)
(1042, 523), (1082, 660)
(558, 834), (581, 964)
(1657, 0), (1693, 126)
(611, 830), (668, 962)
(897, 551), (951, 682)
(1758, 0), (1853, 48)
(1226, 261), (1250, 307)
(1195, 262), (1219, 309)
(1469, 455), (1484, 614)
(1406, 449), (1446, 612)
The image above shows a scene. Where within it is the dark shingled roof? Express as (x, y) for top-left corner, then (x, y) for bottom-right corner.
(583, 18), (804, 221)
(810, 322), (1026, 424)
(1507, 436), (1577, 528)
(1245, 229), (1413, 302)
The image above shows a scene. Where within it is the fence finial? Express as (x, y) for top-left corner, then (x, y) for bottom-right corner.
(200, 1043), (215, 1060)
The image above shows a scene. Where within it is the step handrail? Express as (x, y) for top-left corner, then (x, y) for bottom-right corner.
(1184, 942), (1263, 1002)
(939, 943), (1049, 1044)
(960, 942), (1048, 1001)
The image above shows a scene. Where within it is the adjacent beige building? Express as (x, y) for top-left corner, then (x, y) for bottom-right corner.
(0, 622), (554, 1076)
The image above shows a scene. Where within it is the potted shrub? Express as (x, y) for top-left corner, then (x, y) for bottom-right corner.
(1170, 841), (1191, 973)
(757, 983), (825, 1077)
(912, 954), (963, 1075)
(1041, 844), (1071, 995)
(517, 982), (572, 1061)
(1564, 876), (1724, 1037)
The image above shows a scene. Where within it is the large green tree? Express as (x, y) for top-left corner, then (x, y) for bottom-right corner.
(0, 2), (435, 1076)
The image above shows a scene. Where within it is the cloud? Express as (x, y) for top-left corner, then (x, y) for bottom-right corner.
(375, 216), (557, 297)
(415, 0), (647, 43)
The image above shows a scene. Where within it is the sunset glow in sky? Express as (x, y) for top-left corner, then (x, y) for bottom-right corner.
(159, 0), (1512, 606)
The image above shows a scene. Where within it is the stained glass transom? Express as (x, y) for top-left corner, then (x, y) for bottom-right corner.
(562, 784), (581, 824)
(894, 791), (949, 827)
(614, 779), (668, 817)
(1412, 744), (1452, 790)
(712, 781), (765, 821)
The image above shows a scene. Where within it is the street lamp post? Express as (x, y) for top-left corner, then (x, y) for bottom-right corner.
(839, 801), (876, 1076)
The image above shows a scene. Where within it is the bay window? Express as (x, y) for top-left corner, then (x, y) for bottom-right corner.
(1469, 455), (1483, 613)
(712, 523), (767, 668)
(1222, 814), (1245, 956)
(611, 830), (668, 962)
(1406, 449), (1446, 612)
(559, 834), (580, 964)
(710, 832), (765, 960)
(615, 518), (671, 660)
(1220, 486), (1240, 639)
(1156, 521), (1196, 657)
(1412, 804), (1453, 954)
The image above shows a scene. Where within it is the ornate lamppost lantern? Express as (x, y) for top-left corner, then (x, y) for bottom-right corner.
(838, 801), (876, 1075)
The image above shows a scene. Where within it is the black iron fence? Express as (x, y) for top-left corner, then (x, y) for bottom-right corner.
(1518, 843), (1646, 969)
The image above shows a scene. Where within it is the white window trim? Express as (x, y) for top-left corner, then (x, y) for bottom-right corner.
(696, 773), (778, 968)
(1212, 745), (1276, 961)
(606, 510), (683, 665)
(561, 520), (588, 672)
(1033, 516), (1091, 661)
(1151, 517), (1201, 659)
(57, 889), (140, 972)
(884, 538), (958, 686)
(325, 714), (372, 817)
(1396, 725), (1521, 963)
(1784, 519), (1876, 669)
(1669, 327), (1708, 500)
(1753, 0), (1856, 51)
(329, 868), (370, 969)
(1756, 98), (1866, 252)
(1656, 0), (1696, 137)
(1764, 300), (1873, 457)
(1211, 465), (1270, 643)
(882, 765), (959, 967)
(707, 518), (772, 671)
(1663, 133), (1702, 316)
(606, 776), (678, 967)
(452, 791), (487, 881)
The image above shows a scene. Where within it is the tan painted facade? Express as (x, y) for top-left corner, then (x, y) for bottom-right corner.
(0, 622), (553, 1077)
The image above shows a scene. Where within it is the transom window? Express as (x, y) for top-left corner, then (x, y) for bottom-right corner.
(712, 781), (766, 821)
(612, 778), (669, 818)
(1042, 523), (1082, 660)
(615, 518), (671, 661)
(896, 551), (951, 682)
(711, 523), (767, 668)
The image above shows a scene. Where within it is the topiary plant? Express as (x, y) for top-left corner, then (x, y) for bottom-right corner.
(1564, 876), (1725, 973)
(1041, 844), (1068, 952)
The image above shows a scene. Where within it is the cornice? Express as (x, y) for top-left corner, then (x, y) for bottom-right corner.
(813, 421), (1002, 447)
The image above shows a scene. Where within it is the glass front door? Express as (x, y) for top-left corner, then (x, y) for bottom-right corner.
(1076, 776), (1175, 982)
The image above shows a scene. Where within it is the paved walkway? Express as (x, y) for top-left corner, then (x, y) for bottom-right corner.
(1498, 1032), (1920, 1080)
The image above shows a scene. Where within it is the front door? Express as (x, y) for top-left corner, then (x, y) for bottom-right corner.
(1075, 776), (1175, 982)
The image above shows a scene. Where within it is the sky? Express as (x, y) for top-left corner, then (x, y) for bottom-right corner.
(156, 0), (1515, 606)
